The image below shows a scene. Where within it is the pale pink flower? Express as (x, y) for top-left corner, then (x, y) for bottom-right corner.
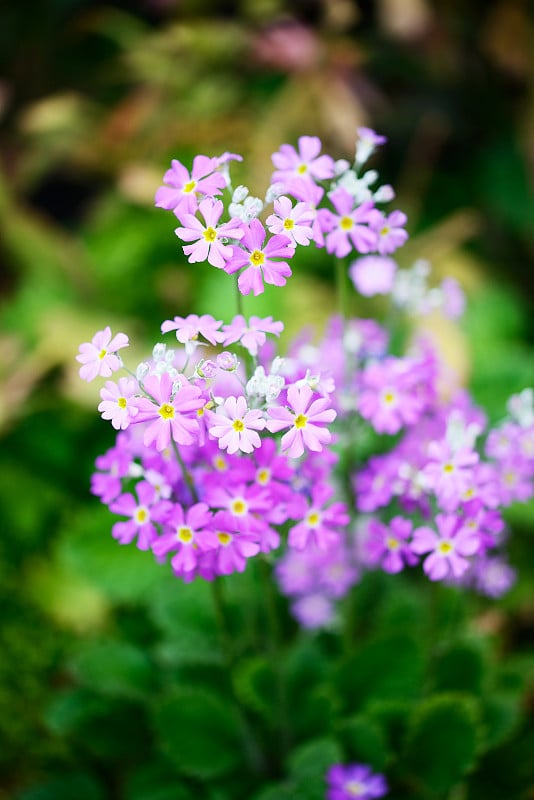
(174, 198), (244, 268)
(411, 514), (480, 581)
(155, 155), (226, 214)
(271, 136), (335, 186)
(368, 209), (408, 255)
(266, 195), (314, 246)
(267, 384), (336, 458)
(321, 188), (377, 258)
(224, 219), (294, 296)
(161, 313), (224, 345)
(349, 255), (397, 297)
(77, 327), (129, 382)
(222, 315), (284, 356)
(134, 372), (204, 451)
(207, 395), (266, 454)
(98, 377), (139, 430)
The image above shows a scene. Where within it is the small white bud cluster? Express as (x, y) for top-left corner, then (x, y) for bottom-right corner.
(229, 185), (264, 222)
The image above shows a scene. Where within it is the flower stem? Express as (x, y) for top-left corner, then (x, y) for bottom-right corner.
(235, 276), (244, 318)
(335, 257), (349, 322)
(171, 439), (199, 503)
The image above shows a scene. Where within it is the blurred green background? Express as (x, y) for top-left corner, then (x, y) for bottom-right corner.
(1, 1), (534, 798)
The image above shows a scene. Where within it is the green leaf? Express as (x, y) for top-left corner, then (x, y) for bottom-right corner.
(153, 688), (243, 779)
(482, 692), (523, 750)
(16, 774), (105, 800)
(288, 738), (342, 800)
(70, 639), (153, 699)
(433, 640), (487, 695)
(337, 715), (389, 771)
(124, 762), (194, 800)
(404, 694), (481, 793)
(233, 655), (277, 721)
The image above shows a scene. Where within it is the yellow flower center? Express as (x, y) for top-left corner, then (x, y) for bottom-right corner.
(250, 249), (265, 267)
(135, 507), (148, 524)
(443, 463), (455, 474)
(283, 218), (295, 230)
(183, 179), (196, 193)
(345, 781), (365, 797)
(306, 511), (321, 527)
(340, 215), (354, 231)
(232, 419), (245, 432)
(158, 403), (175, 420)
(231, 499), (248, 516)
(217, 532), (232, 546)
(297, 163), (308, 174)
(99, 348), (107, 360)
(504, 471), (516, 485)
(463, 487), (475, 499)
(438, 540), (453, 555)
(294, 413), (307, 429)
(386, 536), (400, 550)
(203, 226), (217, 242)
(117, 397), (127, 409)
(380, 225), (390, 236)
(177, 526), (193, 543)
(257, 468), (271, 485)
(382, 390), (396, 405)
(213, 455), (227, 471)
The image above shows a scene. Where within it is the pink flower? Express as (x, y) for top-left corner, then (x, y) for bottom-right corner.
(411, 514), (480, 581)
(134, 372), (204, 451)
(365, 516), (417, 573)
(161, 313), (224, 345)
(199, 511), (260, 577)
(174, 198), (244, 268)
(155, 155), (226, 214)
(98, 377), (139, 430)
(224, 219), (294, 295)
(321, 188), (377, 258)
(271, 135), (335, 187)
(368, 209), (408, 255)
(76, 327), (129, 382)
(152, 502), (215, 577)
(267, 384), (336, 458)
(207, 395), (266, 454)
(355, 127), (387, 165)
(222, 315), (284, 356)
(288, 484), (349, 549)
(349, 255), (397, 297)
(110, 481), (167, 550)
(422, 440), (479, 509)
(266, 195), (314, 246)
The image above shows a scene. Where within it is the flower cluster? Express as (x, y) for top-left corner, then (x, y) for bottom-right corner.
(326, 762), (388, 800)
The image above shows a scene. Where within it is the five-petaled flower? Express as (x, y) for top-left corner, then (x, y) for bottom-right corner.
(267, 384), (336, 458)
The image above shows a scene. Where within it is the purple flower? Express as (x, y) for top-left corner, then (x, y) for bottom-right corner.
(368, 209), (408, 255)
(349, 255), (397, 297)
(200, 511), (260, 577)
(155, 155), (226, 214)
(411, 514), (480, 581)
(224, 219), (294, 295)
(326, 762), (388, 800)
(174, 197), (244, 268)
(152, 502), (215, 577)
(222, 315), (284, 356)
(77, 327), (129, 382)
(161, 313), (224, 345)
(267, 384), (336, 459)
(422, 440), (479, 510)
(265, 195), (314, 246)
(288, 484), (349, 550)
(134, 372), (204, 451)
(98, 377), (139, 430)
(321, 188), (377, 258)
(292, 593), (334, 629)
(207, 395), (266, 454)
(365, 516), (418, 573)
(355, 127), (387, 165)
(110, 481), (167, 550)
(271, 135), (335, 187)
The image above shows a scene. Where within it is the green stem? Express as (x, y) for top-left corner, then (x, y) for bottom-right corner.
(235, 276), (244, 318)
(335, 257), (349, 322)
(171, 439), (199, 503)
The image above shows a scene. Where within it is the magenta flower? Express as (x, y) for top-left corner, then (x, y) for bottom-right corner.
(161, 313), (225, 345)
(292, 594), (334, 629)
(422, 440), (479, 509)
(365, 516), (418, 574)
(265, 195), (314, 246)
(155, 155), (226, 214)
(134, 372), (204, 451)
(368, 209), (408, 255)
(349, 255), (397, 297)
(321, 188), (378, 258)
(326, 763), (389, 800)
(271, 135), (335, 187)
(411, 514), (480, 581)
(288, 484), (349, 549)
(222, 315), (284, 356)
(267, 384), (336, 458)
(224, 219), (294, 295)
(357, 358), (427, 435)
(98, 377), (139, 430)
(174, 197), (244, 268)
(110, 481), (167, 550)
(152, 502), (215, 577)
(206, 395), (266, 454)
(199, 511), (260, 577)
(77, 326), (129, 382)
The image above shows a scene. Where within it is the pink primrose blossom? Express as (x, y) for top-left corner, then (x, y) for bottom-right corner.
(110, 481), (169, 550)
(292, 593), (334, 629)
(358, 357), (427, 435)
(98, 377), (139, 430)
(77, 327), (129, 382)
(282, 177), (325, 246)
(152, 502), (215, 578)
(199, 511), (261, 577)
(349, 255), (397, 297)
(222, 314), (284, 356)
(327, 762), (388, 800)
(174, 197), (244, 268)
(288, 484), (349, 550)
(267, 384), (336, 459)
(224, 219), (294, 295)
(496, 458), (534, 505)
(368, 209), (408, 255)
(321, 188), (377, 258)
(91, 442), (132, 503)
(421, 440), (479, 509)
(205, 483), (270, 534)
(265, 195), (314, 246)
(411, 514), (480, 581)
(206, 395), (266, 454)
(365, 516), (418, 574)
(271, 135), (335, 188)
(155, 155), (226, 214)
(161, 313), (225, 345)
(134, 372), (204, 451)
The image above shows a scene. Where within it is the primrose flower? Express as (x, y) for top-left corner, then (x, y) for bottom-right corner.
(322, 188), (377, 258)
(411, 514), (480, 581)
(267, 384), (336, 459)
(349, 255), (397, 297)
(326, 762), (389, 800)
(110, 481), (168, 551)
(161, 313), (224, 345)
(134, 372), (204, 451)
(368, 209), (408, 255)
(271, 135), (335, 187)
(355, 126), (387, 165)
(207, 395), (266, 454)
(155, 155), (226, 214)
(288, 484), (349, 550)
(265, 195), (314, 246)
(222, 315), (284, 356)
(152, 502), (215, 578)
(174, 197), (244, 268)
(98, 377), (139, 430)
(77, 327), (129, 382)
(225, 219), (294, 295)
(365, 516), (417, 573)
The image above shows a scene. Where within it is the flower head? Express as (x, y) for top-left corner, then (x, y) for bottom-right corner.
(77, 327), (129, 382)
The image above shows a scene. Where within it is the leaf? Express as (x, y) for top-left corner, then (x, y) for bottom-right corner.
(433, 640), (487, 695)
(337, 715), (389, 771)
(70, 639), (153, 699)
(16, 774), (105, 800)
(404, 694), (482, 793)
(153, 688), (243, 779)
(482, 692), (523, 750)
(124, 761), (194, 800)
(233, 655), (277, 721)
(288, 738), (342, 800)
